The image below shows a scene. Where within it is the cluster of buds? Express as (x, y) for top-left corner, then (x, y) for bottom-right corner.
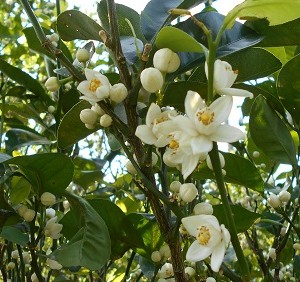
(140, 48), (180, 93)
(46, 32), (59, 48)
(267, 190), (291, 209)
(17, 204), (36, 222)
(169, 181), (198, 204)
(151, 244), (171, 263)
(11, 250), (31, 266)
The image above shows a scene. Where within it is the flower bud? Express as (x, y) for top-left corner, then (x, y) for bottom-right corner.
(293, 242), (300, 251)
(63, 200), (70, 211)
(109, 83), (128, 103)
(151, 251), (162, 262)
(22, 252), (31, 264)
(45, 77), (60, 92)
(46, 258), (63, 270)
(153, 48), (180, 73)
(206, 278), (216, 282)
(31, 273), (39, 282)
(23, 209), (36, 222)
(100, 114), (112, 127)
(46, 208), (56, 218)
(47, 105), (55, 113)
(269, 248), (276, 260)
(7, 262), (15, 270)
(169, 181), (181, 193)
(65, 83), (72, 90)
(253, 151), (260, 158)
(41, 192), (56, 206)
(125, 161), (137, 175)
(49, 33), (59, 42)
(179, 183), (198, 203)
(85, 123), (95, 130)
(280, 227), (287, 236)
(91, 104), (105, 116)
(140, 67), (164, 93)
(185, 266), (195, 277)
(159, 244), (171, 259)
(76, 48), (90, 62)
(17, 204), (28, 217)
(80, 109), (98, 125)
(206, 153), (225, 170)
(278, 190), (291, 203)
(11, 250), (19, 259)
(268, 194), (281, 209)
(193, 202), (213, 215)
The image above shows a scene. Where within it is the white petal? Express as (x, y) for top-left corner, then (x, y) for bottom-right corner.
(213, 60), (229, 90)
(185, 91), (206, 120)
(77, 81), (91, 96)
(154, 119), (178, 136)
(210, 241), (226, 272)
(210, 125), (245, 143)
(218, 88), (253, 98)
(186, 240), (213, 262)
(210, 95), (233, 125)
(173, 116), (198, 136)
(146, 103), (161, 127)
(181, 155), (199, 179)
(96, 86), (110, 99)
(221, 225), (231, 245)
(84, 68), (97, 80)
(95, 73), (110, 87)
(191, 136), (213, 155)
(135, 125), (157, 144)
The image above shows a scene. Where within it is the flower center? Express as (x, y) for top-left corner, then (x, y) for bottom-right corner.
(155, 116), (168, 125)
(196, 225), (211, 246)
(197, 109), (214, 125)
(169, 139), (179, 150)
(89, 78), (101, 92)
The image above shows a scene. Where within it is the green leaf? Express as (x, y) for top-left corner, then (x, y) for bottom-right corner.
(57, 10), (103, 41)
(249, 95), (297, 166)
(155, 26), (207, 53)
(194, 152), (264, 193)
(88, 199), (143, 259)
(0, 226), (29, 246)
(294, 255), (300, 279)
(53, 193), (110, 270)
(57, 101), (101, 149)
(5, 129), (52, 155)
(277, 53), (300, 124)
(213, 204), (260, 233)
(10, 176), (31, 206)
(0, 58), (52, 104)
(97, 1), (146, 42)
(127, 213), (164, 260)
(4, 153), (74, 195)
(224, 0), (300, 29)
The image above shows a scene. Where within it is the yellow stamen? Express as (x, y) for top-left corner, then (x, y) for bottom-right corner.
(197, 110), (214, 125)
(89, 78), (101, 92)
(196, 226), (211, 245)
(169, 139), (179, 150)
(155, 116), (168, 125)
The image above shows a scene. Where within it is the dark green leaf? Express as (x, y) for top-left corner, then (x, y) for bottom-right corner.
(127, 213), (164, 260)
(6, 86), (26, 98)
(0, 153), (11, 163)
(73, 170), (102, 190)
(57, 10), (103, 41)
(277, 53), (300, 124)
(249, 95), (297, 166)
(10, 176), (31, 206)
(0, 58), (52, 104)
(213, 204), (260, 233)
(0, 226), (29, 246)
(194, 152), (264, 193)
(294, 255), (300, 279)
(53, 193), (110, 270)
(4, 153), (74, 195)
(61, 88), (80, 114)
(57, 101), (101, 149)
(88, 199), (143, 259)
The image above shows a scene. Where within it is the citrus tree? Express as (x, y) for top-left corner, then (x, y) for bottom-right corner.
(1, 0), (300, 281)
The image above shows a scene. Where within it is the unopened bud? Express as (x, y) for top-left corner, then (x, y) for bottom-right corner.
(7, 262), (15, 270)
(151, 251), (162, 262)
(49, 33), (59, 42)
(293, 243), (300, 251)
(46, 208), (56, 218)
(47, 105), (55, 113)
(179, 183), (198, 203)
(159, 244), (171, 259)
(206, 153), (225, 170)
(126, 161), (137, 175)
(170, 181), (181, 193)
(140, 67), (164, 93)
(269, 248), (276, 260)
(153, 48), (180, 73)
(46, 258), (63, 270)
(253, 151), (260, 158)
(17, 205), (28, 217)
(268, 194), (281, 209)
(109, 83), (128, 103)
(41, 192), (56, 206)
(63, 200), (70, 211)
(80, 109), (98, 125)
(152, 152), (158, 166)
(11, 250), (19, 259)
(76, 48), (90, 62)
(206, 278), (216, 282)
(45, 77), (60, 92)
(23, 209), (36, 222)
(278, 190), (291, 203)
(100, 114), (112, 127)
(193, 202), (213, 215)
(185, 266), (195, 277)
(85, 123), (95, 130)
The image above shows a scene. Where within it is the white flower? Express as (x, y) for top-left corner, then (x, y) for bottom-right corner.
(158, 262), (174, 278)
(268, 194), (281, 209)
(44, 216), (63, 239)
(109, 83), (128, 103)
(181, 214), (230, 272)
(278, 190), (291, 203)
(153, 48), (180, 73)
(174, 91), (245, 156)
(205, 59), (253, 98)
(140, 67), (164, 93)
(40, 192), (56, 206)
(77, 69), (111, 104)
(46, 258), (63, 270)
(135, 103), (177, 147)
(45, 77), (60, 92)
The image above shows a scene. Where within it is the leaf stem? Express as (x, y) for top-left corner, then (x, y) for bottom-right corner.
(209, 143), (250, 280)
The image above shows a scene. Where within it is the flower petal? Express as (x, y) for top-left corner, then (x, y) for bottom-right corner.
(173, 116), (198, 136)
(84, 68), (97, 80)
(186, 240), (213, 262)
(210, 241), (226, 272)
(191, 136), (213, 155)
(181, 154), (199, 179)
(135, 125), (157, 144)
(218, 87), (253, 98)
(146, 103), (161, 127)
(185, 91), (206, 120)
(210, 124), (245, 143)
(210, 95), (233, 125)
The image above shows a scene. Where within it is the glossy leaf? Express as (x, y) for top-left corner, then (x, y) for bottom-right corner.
(5, 129), (52, 155)
(88, 199), (143, 259)
(224, 0), (300, 29)
(57, 101), (101, 149)
(4, 153), (74, 195)
(0, 58), (52, 104)
(277, 53), (300, 124)
(53, 193), (110, 270)
(10, 176), (31, 206)
(0, 226), (29, 246)
(127, 213), (164, 259)
(194, 152), (264, 193)
(155, 26), (207, 53)
(57, 10), (103, 41)
(213, 204), (260, 233)
(97, 1), (145, 42)
(249, 95), (297, 166)
(120, 36), (143, 65)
